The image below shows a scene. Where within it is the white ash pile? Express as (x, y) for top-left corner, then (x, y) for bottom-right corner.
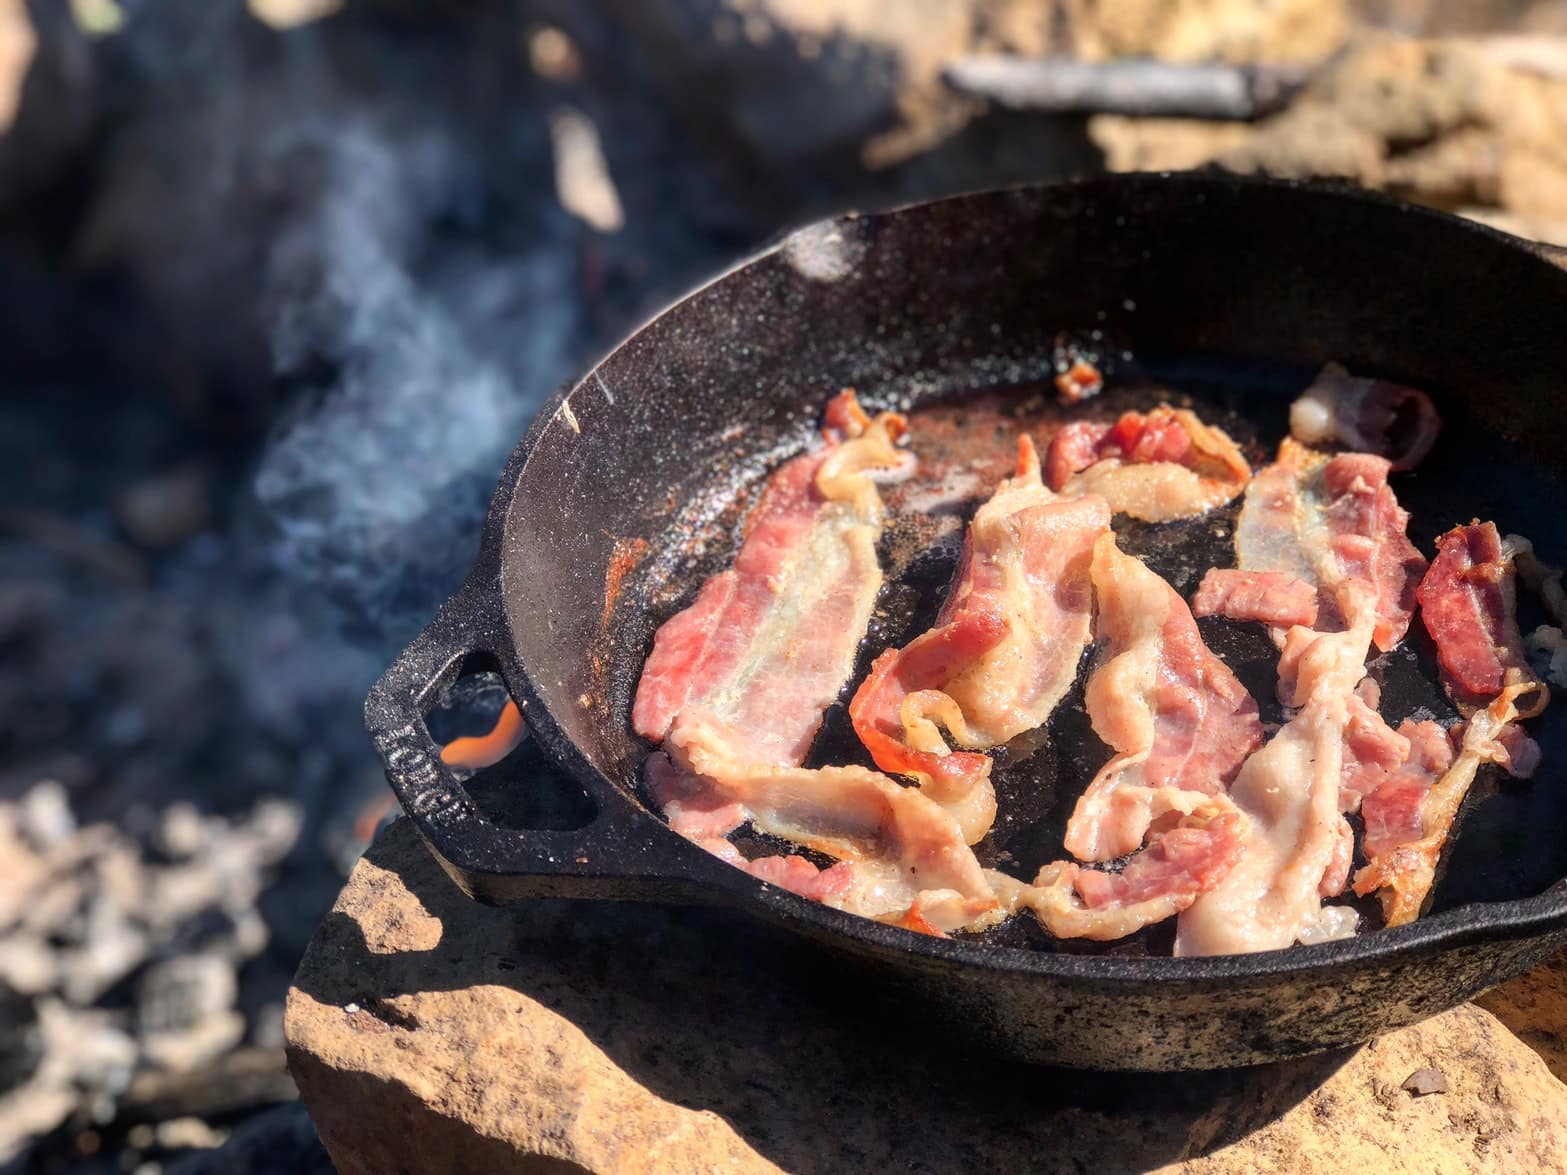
(0, 782), (304, 1170)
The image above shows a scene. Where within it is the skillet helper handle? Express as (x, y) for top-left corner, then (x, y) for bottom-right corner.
(365, 588), (716, 906)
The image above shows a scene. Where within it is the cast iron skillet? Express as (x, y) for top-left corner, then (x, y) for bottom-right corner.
(366, 173), (1567, 1071)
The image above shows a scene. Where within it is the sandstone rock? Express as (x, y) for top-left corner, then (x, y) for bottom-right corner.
(1478, 947), (1567, 1083)
(1053, 0), (1349, 64)
(1091, 34), (1567, 232)
(287, 819), (1567, 1175)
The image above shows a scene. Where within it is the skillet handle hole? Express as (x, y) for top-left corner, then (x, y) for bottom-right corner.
(427, 656), (598, 832)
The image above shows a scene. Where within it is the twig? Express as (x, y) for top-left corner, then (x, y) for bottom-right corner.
(943, 56), (1313, 121)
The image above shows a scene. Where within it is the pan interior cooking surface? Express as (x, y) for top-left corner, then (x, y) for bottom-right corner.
(601, 352), (1567, 958)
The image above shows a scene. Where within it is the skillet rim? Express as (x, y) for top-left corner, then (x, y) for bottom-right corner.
(489, 169), (1567, 984)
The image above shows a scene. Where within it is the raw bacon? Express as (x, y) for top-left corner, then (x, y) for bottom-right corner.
(1353, 523), (1550, 925)
(992, 800), (1246, 942)
(1176, 438), (1429, 954)
(635, 391), (999, 931)
(1359, 720), (1456, 861)
(651, 712), (1000, 932)
(633, 389), (911, 762)
(1064, 534), (1262, 863)
(849, 437), (1110, 843)
(1044, 405), (1251, 522)
(1009, 535), (1260, 941)
(1352, 681), (1542, 925)
(1233, 439), (1425, 653)
(1174, 619), (1374, 955)
(1191, 569), (1318, 630)
(1416, 522), (1537, 711)
(1289, 362), (1442, 471)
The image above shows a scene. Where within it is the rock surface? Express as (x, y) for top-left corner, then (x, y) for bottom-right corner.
(1479, 948), (1567, 1083)
(1090, 33), (1567, 242)
(287, 819), (1567, 1175)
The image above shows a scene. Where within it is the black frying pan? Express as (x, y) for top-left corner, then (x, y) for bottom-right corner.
(366, 173), (1567, 1070)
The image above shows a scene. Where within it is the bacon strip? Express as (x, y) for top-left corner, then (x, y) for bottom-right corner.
(1044, 405), (1251, 522)
(1176, 438), (1429, 954)
(1191, 569), (1318, 630)
(1234, 439), (1425, 654)
(634, 392), (1002, 931)
(1174, 618), (1374, 955)
(1289, 362), (1442, 472)
(1064, 534), (1262, 863)
(1416, 522), (1538, 711)
(1352, 523), (1550, 925)
(651, 712), (1000, 932)
(633, 390), (911, 763)
(849, 437), (1109, 843)
(991, 800), (1247, 942)
(996, 536), (1262, 941)
(1352, 682), (1541, 925)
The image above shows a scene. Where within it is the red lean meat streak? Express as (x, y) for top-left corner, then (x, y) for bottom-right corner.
(1417, 522), (1532, 708)
(1191, 569), (1319, 630)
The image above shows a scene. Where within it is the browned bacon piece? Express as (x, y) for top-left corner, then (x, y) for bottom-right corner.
(1353, 523), (1550, 925)
(1191, 568), (1318, 630)
(849, 437), (1110, 843)
(1043, 405), (1251, 522)
(1055, 358), (1104, 404)
(1289, 362), (1442, 471)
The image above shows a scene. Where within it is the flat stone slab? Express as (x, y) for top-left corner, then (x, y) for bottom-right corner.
(287, 819), (1567, 1174)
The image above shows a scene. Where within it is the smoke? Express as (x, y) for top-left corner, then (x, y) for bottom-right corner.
(251, 107), (581, 637)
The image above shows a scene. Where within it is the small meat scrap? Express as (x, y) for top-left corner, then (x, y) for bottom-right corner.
(1191, 568), (1318, 630)
(1044, 405), (1251, 522)
(1016, 534), (1261, 941)
(849, 437), (1110, 843)
(1289, 362), (1442, 471)
(1354, 522), (1549, 926)
(1052, 335), (1104, 403)
(1055, 359), (1104, 404)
